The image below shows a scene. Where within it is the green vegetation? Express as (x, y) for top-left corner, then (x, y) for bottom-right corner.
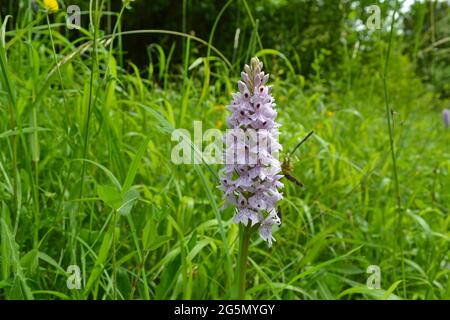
(0, 0), (448, 300)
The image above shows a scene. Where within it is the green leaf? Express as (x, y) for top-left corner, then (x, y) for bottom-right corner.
(338, 285), (402, 300)
(85, 226), (114, 295)
(1, 203), (11, 281)
(338, 286), (386, 299)
(97, 184), (122, 210)
(37, 252), (66, 274)
(0, 218), (33, 299)
(118, 188), (140, 215)
(20, 249), (38, 274)
(382, 280), (404, 300)
(188, 57), (203, 70)
(78, 159), (122, 190)
(142, 217), (157, 250)
(117, 267), (132, 299)
(0, 280), (12, 289)
(32, 290), (71, 300)
(98, 184), (140, 215)
(288, 245), (364, 286)
(148, 236), (171, 251)
(122, 137), (150, 193)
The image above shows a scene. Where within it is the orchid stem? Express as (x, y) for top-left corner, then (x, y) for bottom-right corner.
(236, 224), (252, 299)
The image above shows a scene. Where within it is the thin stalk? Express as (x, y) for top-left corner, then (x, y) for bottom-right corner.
(105, 2), (127, 79)
(1, 12), (39, 251)
(197, 0), (233, 114)
(242, 0), (266, 66)
(107, 1), (112, 34)
(382, 0), (406, 297)
(101, 30), (231, 68)
(46, 14), (69, 125)
(0, 20), (18, 221)
(182, 0), (187, 54)
(236, 224), (252, 299)
(0, 16), (37, 250)
(288, 131), (314, 156)
(76, 0), (99, 263)
(112, 210), (118, 300)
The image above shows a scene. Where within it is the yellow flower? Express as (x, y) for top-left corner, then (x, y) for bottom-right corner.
(315, 122), (324, 130)
(325, 111), (334, 118)
(215, 120), (224, 129)
(44, 0), (59, 13)
(214, 104), (225, 111)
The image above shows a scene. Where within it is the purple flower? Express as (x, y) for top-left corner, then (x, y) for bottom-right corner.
(259, 211), (281, 247)
(443, 109), (450, 128)
(219, 57), (284, 247)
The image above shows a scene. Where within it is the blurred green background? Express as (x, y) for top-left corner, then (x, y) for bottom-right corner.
(2, 0), (449, 98)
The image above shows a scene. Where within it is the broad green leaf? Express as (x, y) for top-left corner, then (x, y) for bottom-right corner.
(122, 136), (151, 193)
(97, 184), (122, 210)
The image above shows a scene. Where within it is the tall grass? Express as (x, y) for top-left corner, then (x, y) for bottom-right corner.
(381, 0), (406, 297)
(0, 1), (448, 300)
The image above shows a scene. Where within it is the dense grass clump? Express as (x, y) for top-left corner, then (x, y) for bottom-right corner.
(0, 1), (448, 300)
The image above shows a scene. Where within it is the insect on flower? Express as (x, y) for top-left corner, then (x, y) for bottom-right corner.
(281, 130), (314, 188)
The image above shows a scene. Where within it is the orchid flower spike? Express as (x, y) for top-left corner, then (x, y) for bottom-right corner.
(219, 57), (284, 247)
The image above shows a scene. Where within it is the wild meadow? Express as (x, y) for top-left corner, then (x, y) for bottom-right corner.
(0, 0), (449, 300)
